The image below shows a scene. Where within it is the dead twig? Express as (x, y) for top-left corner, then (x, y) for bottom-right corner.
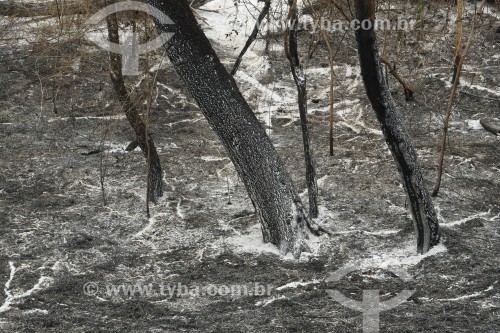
(231, 0), (271, 76)
(380, 55), (414, 101)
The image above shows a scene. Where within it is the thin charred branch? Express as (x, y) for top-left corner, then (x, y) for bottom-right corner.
(147, 0), (327, 258)
(355, 0), (440, 253)
(285, 0), (318, 218)
(433, 0), (488, 196)
(380, 55), (414, 101)
(333, 1), (353, 21)
(106, 2), (163, 204)
(452, 0), (464, 84)
(231, 0), (271, 76)
(307, 33), (320, 59)
(323, 33), (335, 157)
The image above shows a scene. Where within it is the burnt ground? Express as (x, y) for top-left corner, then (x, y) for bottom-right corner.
(0, 1), (500, 332)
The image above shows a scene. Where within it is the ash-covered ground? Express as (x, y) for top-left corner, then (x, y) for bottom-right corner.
(0, 0), (499, 332)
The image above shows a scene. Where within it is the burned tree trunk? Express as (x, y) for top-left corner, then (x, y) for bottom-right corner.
(285, 0), (318, 218)
(106, 1), (163, 205)
(147, 0), (324, 257)
(355, 0), (440, 253)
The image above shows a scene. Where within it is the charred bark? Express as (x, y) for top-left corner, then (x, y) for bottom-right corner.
(355, 0), (440, 253)
(147, 0), (324, 257)
(106, 2), (163, 204)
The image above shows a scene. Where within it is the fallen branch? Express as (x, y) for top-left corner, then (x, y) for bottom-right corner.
(479, 119), (500, 136)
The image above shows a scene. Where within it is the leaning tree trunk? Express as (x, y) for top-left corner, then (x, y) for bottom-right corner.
(106, 0), (163, 205)
(147, 0), (323, 257)
(355, 0), (440, 253)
